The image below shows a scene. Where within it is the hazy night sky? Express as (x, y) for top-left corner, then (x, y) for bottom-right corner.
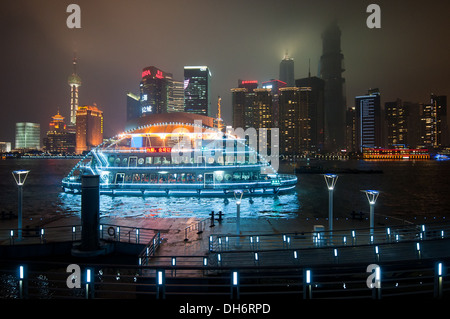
(1, 0), (449, 143)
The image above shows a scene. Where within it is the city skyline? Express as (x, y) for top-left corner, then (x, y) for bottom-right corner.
(1, 0), (450, 143)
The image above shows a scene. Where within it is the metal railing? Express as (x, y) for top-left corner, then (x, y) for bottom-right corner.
(1, 259), (448, 300)
(208, 222), (450, 253)
(138, 232), (161, 266)
(183, 217), (210, 241)
(1, 223), (159, 246)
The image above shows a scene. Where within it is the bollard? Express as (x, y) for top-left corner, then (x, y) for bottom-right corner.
(210, 211), (215, 227)
(218, 211), (224, 223)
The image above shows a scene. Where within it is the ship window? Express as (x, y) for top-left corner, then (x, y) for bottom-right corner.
(233, 172), (241, 180)
(141, 174), (149, 182)
(162, 157), (170, 164)
(242, 172), (250, 180)
(122, 157), (128, 166)
(150, 174), (157, 182)
(129, 156), (137, 167)
(132, 174), (141, 183)
(138, 158), (144, 165)
(154, 157), (161, 164)
(115, 158), (121, 166)
(168, 174), (176, 182)
(146, 157), (152, 165)
(108, 156), (115, 165)
(125, 174), (132, 182)
(115, 173), (124, 184)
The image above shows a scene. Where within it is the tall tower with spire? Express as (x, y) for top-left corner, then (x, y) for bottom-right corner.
(68, 55), (82, 125)
(319, 21), (346, 152)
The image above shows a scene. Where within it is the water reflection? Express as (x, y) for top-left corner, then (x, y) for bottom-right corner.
(58, 192), (301, 219)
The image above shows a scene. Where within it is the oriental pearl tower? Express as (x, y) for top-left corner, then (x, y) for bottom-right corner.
(68, 55), (82, 125)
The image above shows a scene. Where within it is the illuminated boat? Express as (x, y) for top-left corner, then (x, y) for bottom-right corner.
(62, 113), (297, 196)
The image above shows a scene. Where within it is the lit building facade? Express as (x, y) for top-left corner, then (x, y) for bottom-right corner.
(385, 98), (407, 148)
(169, 80), (185, 113)
(184, 66), (211, 116)
(295, 76), (326, 153)
(140, 66), (173, 116)
(76, 105), (104, 154)
(262, 79), (287, 127)
(15, 122), (41, 150)
(420, 94), (448, 148)
(44, 111), (76, 154)
(68, 56), (82, 125)
(355, 89), (382, 152)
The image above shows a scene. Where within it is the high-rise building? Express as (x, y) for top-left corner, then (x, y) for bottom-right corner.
(279, 52), (295, 87)
(184, 66), (211, 116)
(278, 85), (323, 155)
(126, 92), (141, 122)
(319, 22), (346, 151)
(44, 111), (76, 153)
(231, 82), (273, 131)
(355, 89), (382, 152)
(140, 66), (173, 116)
(279, 87), (301, 155)
(385, 98), (407, 148)
(15, 122), (40, 150)
(262, 79), (287, 127)
(345, 107), (356, 152)
(169, 80), (185, 113)
(420, 94), (448, 148)
(76, 105), (104, 154)
(295, 76), (326, 153)
(403, 101), (422, 148)
(68, 56), (82, 125)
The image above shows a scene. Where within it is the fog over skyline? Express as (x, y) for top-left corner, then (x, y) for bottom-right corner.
(1, 0), (449, 142)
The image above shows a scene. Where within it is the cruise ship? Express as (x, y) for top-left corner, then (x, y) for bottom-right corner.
(62, 113), (297, 196)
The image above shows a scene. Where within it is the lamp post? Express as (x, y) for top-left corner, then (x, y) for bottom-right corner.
(324, 174), (338, 239)
(12, 170), (30, 240)
(234, 190), (243, 236)
(362, 190), (379, 236)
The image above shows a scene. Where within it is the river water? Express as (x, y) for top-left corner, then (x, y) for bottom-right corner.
(0, 158), (449, 222)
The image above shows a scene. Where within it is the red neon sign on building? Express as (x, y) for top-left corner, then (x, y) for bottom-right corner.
(142, 70), (151, 78)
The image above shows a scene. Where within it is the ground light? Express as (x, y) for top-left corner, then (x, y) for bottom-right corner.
(12, 170), (30, 240)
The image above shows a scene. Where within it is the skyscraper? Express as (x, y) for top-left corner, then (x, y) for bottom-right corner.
(295, 76), (326, 153)
(262, 79), (287, 127)
(355, 89), (382, 152)
(68, 56), (82, 125)
(15, 122), (40, 150)
(76, 105), (104, 154)
(319, 22), (346, 151)
(385, 98), (407, 148)
(420, 94), (448, 148)
(126, 92), (141, 122)
(140, 66), (172, 116)
(169, 80), (185, 113)
(184, 66), (211, 116)
(279, 52), (295, 87)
